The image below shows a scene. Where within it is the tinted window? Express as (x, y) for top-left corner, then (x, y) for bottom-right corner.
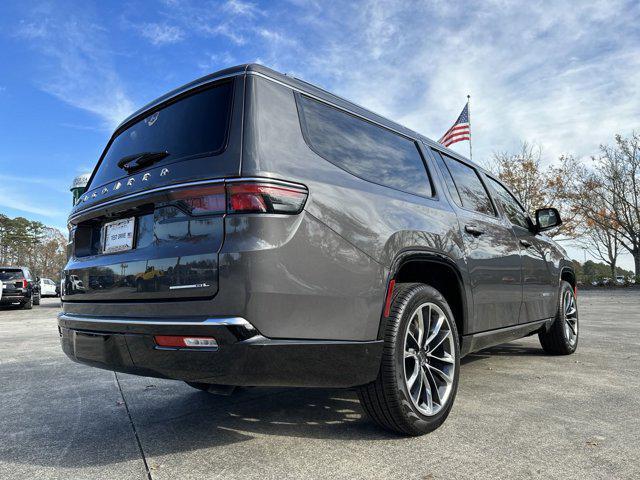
(0, 269), (22, 281)
(90, 80), (234, 189)
(487, 177), (530, 229)
(432, 150), (462, 207)
(297, 95), (432, 197)
(441, 155), (495, 216)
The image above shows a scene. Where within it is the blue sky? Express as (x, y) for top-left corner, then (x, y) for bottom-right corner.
(1, 0), (639, 266)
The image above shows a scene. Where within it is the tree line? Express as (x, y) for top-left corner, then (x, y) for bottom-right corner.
(490, 132), (640, 280)
(0, 214), (67, 281)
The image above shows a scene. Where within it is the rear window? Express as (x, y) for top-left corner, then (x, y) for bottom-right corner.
(297, 94), (432, 197)
(0, 269), (22, 281)
(89, 80), (234, 189)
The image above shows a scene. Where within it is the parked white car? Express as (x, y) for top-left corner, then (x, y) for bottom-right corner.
(40, 278), (58, 297)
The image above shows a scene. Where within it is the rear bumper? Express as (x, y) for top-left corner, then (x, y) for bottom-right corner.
(0, 293), (27, 304)
(57, 313), (383, 388)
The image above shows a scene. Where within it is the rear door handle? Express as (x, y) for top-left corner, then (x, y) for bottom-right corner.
(464, 224), (484, 237)
(520, 239), (532, 248)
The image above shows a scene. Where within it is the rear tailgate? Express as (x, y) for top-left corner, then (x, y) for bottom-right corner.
(63, 75), (244, 303)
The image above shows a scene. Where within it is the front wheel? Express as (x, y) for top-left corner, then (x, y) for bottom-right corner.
(358, 283), (460, 436)
(539, 281), (578, 355)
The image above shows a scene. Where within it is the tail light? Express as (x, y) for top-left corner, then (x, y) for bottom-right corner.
(169, 185), (226, 215)
(21, 279), (27, 289)
(169, 181), (307, 216)
(227, 182), (307, 214)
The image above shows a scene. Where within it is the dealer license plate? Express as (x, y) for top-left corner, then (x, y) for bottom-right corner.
(103, 217), (135, 254)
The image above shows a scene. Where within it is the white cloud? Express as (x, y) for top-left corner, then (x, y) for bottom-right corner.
(15, 14), (134, 130)
(253, 0), (640, 167)
(222, 0), (259, 17)
(136, 22), (184, 45)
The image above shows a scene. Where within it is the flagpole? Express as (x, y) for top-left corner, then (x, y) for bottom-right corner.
(467, 94), (472, 161)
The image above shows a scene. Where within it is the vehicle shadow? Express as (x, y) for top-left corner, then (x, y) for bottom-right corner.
(461, 341), (545, 365)
(2, 340), (545, 470)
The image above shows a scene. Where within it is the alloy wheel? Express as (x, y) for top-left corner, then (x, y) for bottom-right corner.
(563, 289), (578, 345)
(403, 302), (456, 416)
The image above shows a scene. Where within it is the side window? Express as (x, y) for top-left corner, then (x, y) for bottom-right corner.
(23, 268), (32, 280)
(440, 154), (495, 216)
(487, 177), (530, 229)
(432, 150), (463, 207)
(297, 94), (433, 197)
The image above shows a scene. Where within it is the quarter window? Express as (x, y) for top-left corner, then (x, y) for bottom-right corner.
(487, 177), (530, 229)
(432, 150), (463, 207)
(297, 94), (432, 197)
(439, 153), (495, 216)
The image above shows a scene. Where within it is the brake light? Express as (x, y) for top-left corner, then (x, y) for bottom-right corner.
(227, 182), (308, 214)
(168, 181), (308, 215)
(22, 279), (27, 289)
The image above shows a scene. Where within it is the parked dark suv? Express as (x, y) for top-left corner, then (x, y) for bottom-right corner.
(1, 266), (41, 309)
(59, 64), (578, 435)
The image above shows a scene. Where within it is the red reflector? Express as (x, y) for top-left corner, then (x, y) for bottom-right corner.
(383, 279), (396, 317)
(154, 336), (218, 348)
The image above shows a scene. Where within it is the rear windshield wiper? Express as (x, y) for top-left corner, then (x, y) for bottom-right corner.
(116, 151), (169, 173)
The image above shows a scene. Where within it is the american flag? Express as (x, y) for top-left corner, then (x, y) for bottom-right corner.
(439, 102), (470, 147)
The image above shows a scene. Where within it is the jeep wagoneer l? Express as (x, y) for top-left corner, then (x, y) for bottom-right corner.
(59, 64), (578, 435)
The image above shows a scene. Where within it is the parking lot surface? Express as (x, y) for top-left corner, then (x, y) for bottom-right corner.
(1, 290), (639, 480)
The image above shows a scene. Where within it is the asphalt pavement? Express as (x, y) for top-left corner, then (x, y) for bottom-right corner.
(1, 290), (638, 479)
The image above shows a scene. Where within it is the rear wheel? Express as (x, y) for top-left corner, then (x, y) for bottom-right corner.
(539, 281), (578, 355)
(21, 297), (33, 310)
(358, 283), (460, 436)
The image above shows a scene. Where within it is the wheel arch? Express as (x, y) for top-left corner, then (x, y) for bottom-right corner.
(379, 251), (471, 340)
(560, 266), (576, 289)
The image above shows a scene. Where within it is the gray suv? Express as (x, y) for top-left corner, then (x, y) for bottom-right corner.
(59, 64), (578, 435)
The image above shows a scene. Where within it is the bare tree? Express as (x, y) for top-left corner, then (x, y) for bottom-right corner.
(490, 142), (578, 237)
(579, 221), (620, 280)
(570, 133), (640, 280)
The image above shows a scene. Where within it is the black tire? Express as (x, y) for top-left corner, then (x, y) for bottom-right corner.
(21, 297), (33, 310)
(358, 283), (460, 436)
(33, 293), (41, 306)
(539, 281), (579, 355)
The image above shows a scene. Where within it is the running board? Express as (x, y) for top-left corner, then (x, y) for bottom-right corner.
(460, 319), (552, 356)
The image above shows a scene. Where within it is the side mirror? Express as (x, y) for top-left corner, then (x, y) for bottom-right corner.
(535, 207), (562, 233)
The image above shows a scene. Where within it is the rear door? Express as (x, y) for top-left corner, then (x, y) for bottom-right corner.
(432, 150), (522, 333)
(63, 77), (244, 303)
(485, 176), (556, 322)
